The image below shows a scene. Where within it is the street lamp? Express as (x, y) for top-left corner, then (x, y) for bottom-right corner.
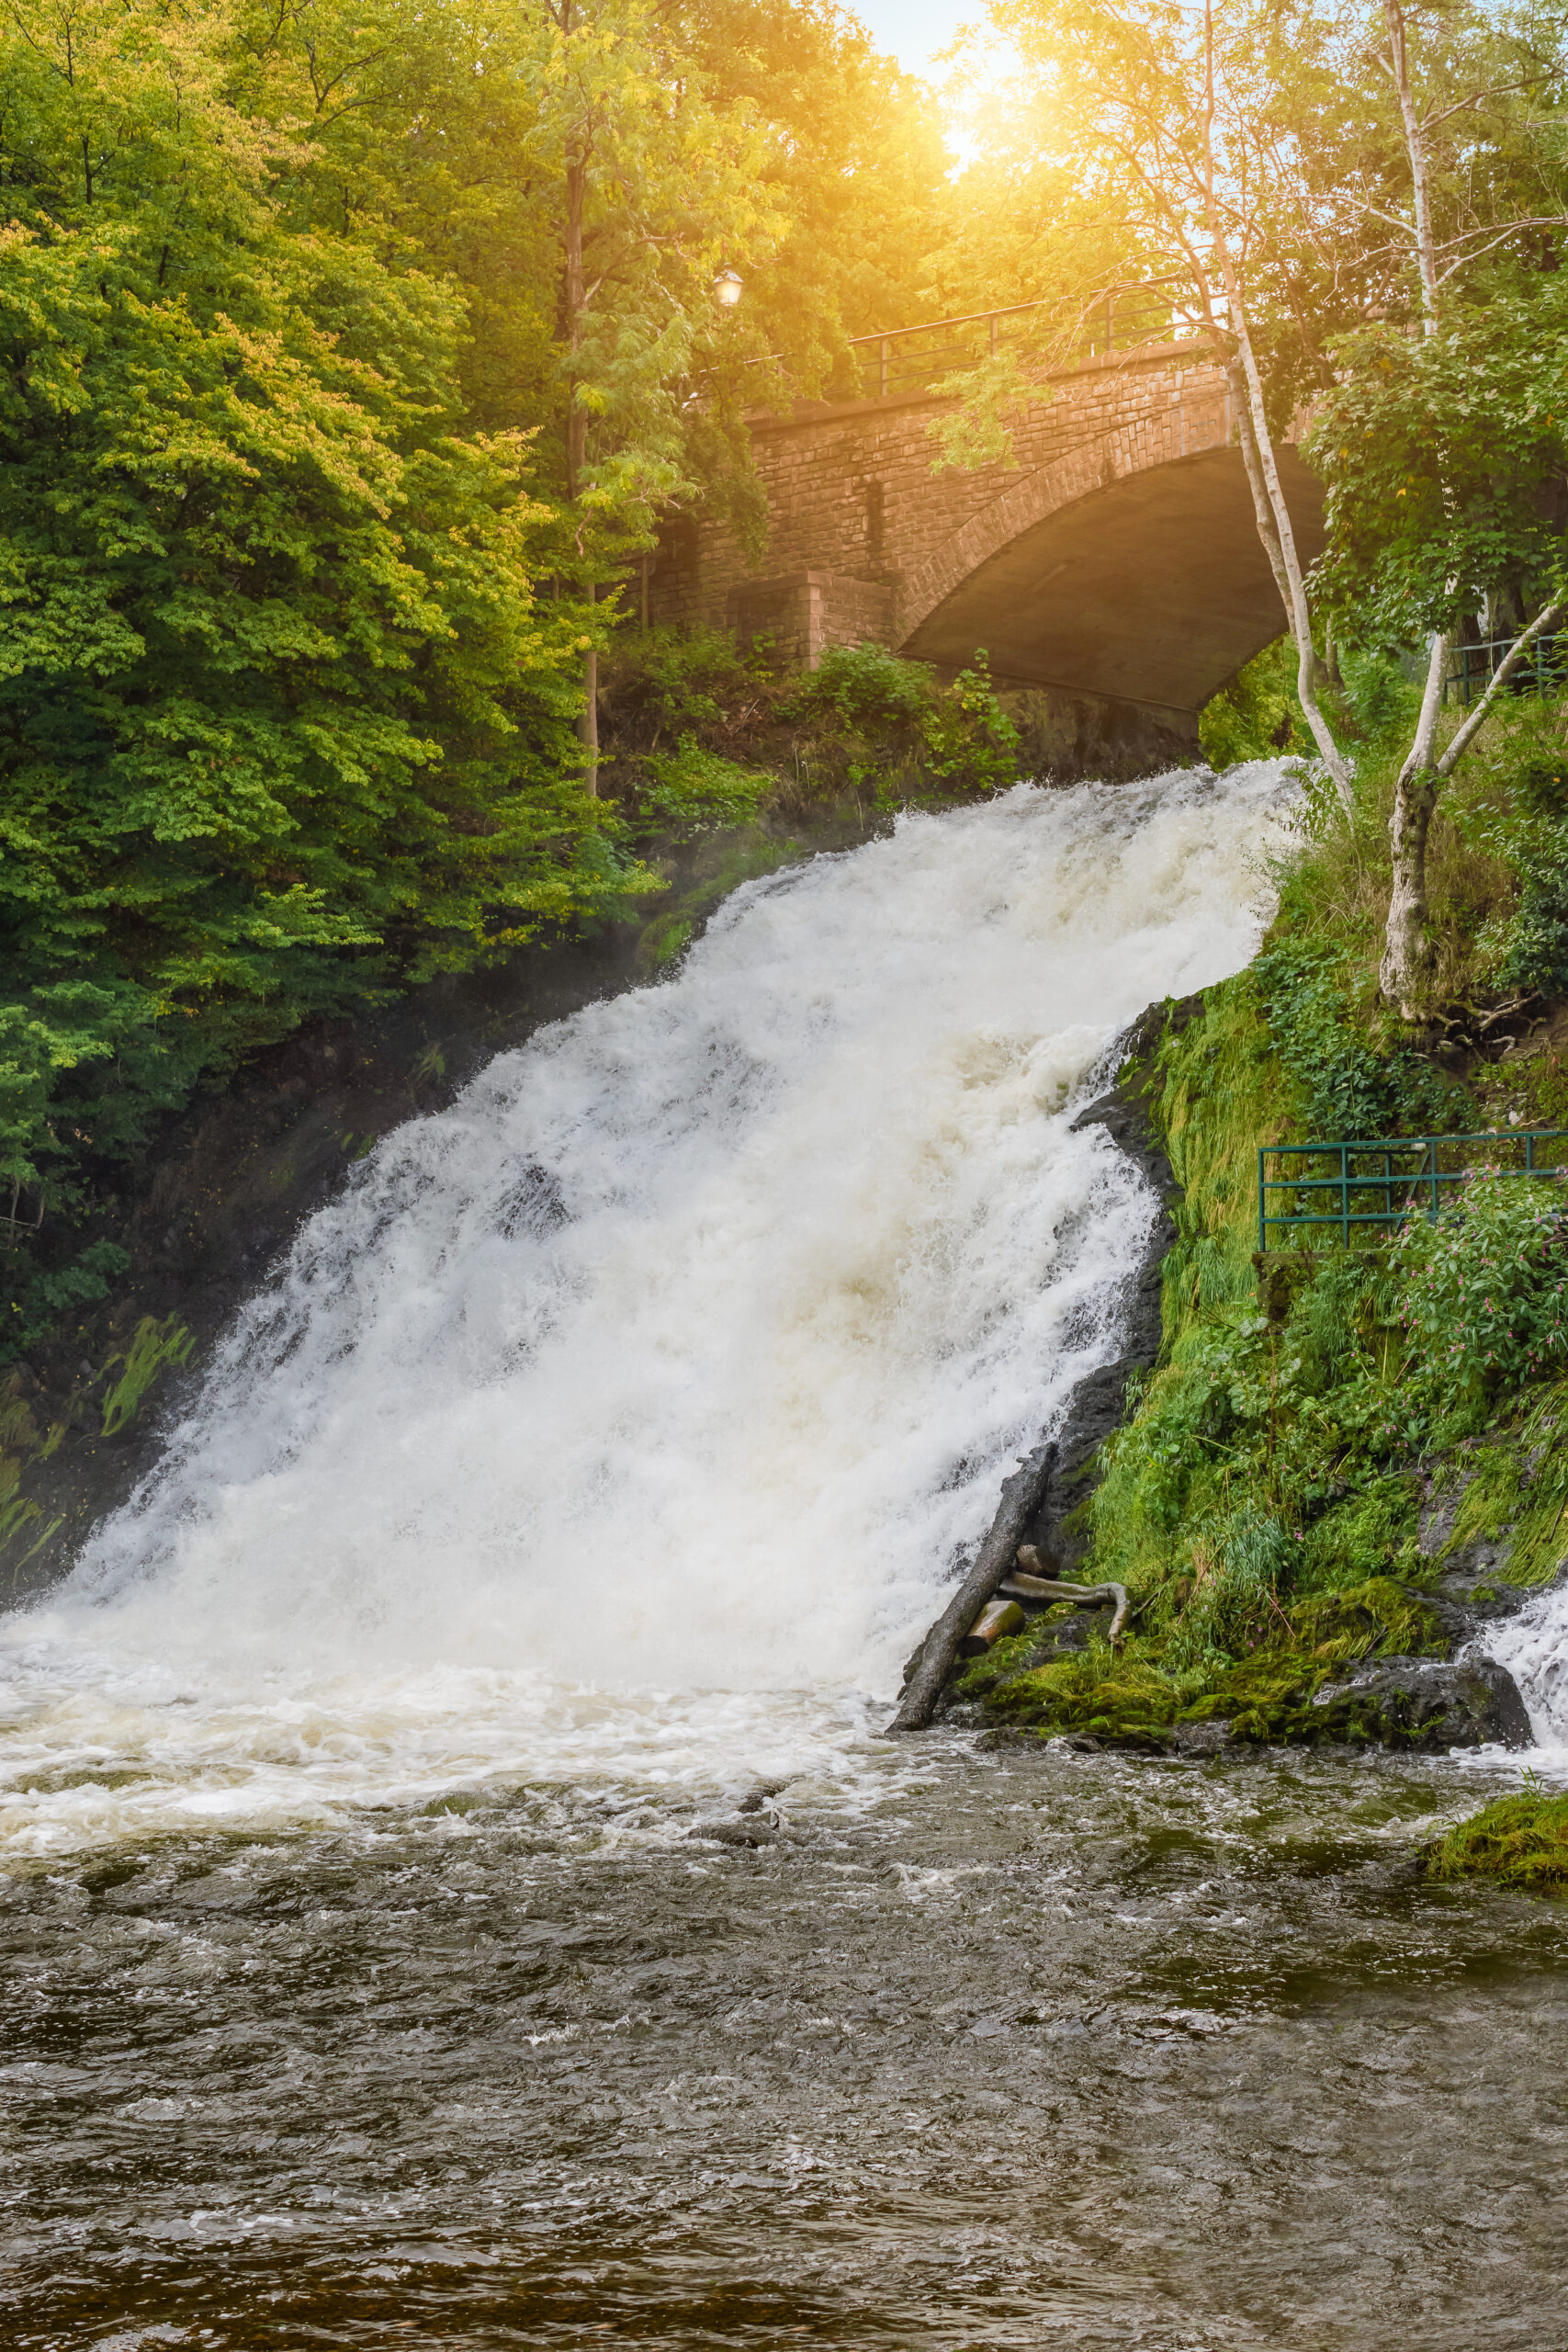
(713, 269), (743, 309)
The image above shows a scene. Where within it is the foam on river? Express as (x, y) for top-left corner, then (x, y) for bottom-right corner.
(0, 765), (1297, 1858)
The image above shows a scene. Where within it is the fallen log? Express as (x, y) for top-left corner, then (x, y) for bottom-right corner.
(886, 1442), (1057, 1735)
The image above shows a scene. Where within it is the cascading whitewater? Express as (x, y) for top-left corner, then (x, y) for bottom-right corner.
(1477, 1593), (1568, 1758)
(0, 765), (1295, 1856)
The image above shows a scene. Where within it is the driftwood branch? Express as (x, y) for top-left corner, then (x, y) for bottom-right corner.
(885, 1443), (1057, 1734)
(1006, 1549), (1132, 1644)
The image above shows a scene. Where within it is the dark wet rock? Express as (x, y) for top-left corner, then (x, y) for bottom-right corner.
(1019, 998), (1191, 1577)
(1434, 1533), (1515, 1587)
(1306, 1656), (1532, 1751)
(689, 1819), (781, 1849)
(1168, 1719), (1234, 1758)
(1421, 1562), (1568, 1673)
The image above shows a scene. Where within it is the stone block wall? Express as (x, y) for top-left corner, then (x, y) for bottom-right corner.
(649, 343), (1235, 671)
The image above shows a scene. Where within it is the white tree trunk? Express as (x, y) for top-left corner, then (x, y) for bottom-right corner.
(1383, 0), (1440, 334)
(1195, 8), (1353, 813)
(1379, 629), (1450, 1010)
(1213, 267), (1355, 814)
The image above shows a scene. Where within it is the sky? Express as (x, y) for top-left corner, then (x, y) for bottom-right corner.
(851, 0), (975, 77)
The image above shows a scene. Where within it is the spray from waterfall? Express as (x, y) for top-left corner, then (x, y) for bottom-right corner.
(0, 764), (1295, 1857)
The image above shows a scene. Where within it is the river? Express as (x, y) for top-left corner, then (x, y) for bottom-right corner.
(2, 766), (1563, 2348)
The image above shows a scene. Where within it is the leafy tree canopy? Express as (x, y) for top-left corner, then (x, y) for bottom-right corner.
(0, 0), (950, 1226)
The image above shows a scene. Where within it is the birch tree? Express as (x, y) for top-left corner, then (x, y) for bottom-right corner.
(965, 0), (1358, 808)
(1352, 0), (1567, 1011)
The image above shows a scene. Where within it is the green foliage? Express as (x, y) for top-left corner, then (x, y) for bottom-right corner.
(1252, 937), (1460, 1138)
(1093, 1171), (1568, 1641)
(1393, 1174), (1568, 1400)
(0, 0), (657, 1220)
(797, 641), (944, 731)
(785, 644), (1020, 804)
(4, 1239), (131, 1365)
(1198, 639), (1310, 770)
(1460, 759), (1568, 998)
(604, 625), (775, 742)
(601, 628), (1025, 820)
(1310, 290), (1568, 644)
(637, 741), (773, 834)
(1429, 1791), (1568, 1895)
(1337, 648), (1420, 745)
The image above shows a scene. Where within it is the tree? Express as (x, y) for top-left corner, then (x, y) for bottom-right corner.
(0, 0), (647, 1207)
(1312, 0), (1568, 1012)
(945, 0), (1358, 807)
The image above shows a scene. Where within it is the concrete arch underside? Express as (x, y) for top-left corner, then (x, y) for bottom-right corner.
(897, 443), (1326, 726)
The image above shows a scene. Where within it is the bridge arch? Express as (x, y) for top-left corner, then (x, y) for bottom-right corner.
(649, 342), (1325, 769)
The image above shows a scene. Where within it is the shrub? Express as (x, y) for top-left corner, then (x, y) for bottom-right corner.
(1252, 939), (1460, 1137)
(600, 625), (775, 743)
(1474, 763), (1568, 998)
(1393, 1171), (1568, 1401)
(637, 740), (772, 833)
(784, 643), (1020, 803)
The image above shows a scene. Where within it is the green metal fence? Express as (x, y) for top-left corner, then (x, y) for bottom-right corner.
(1258, 1129), (1568, 1256)
(1444, 633), (1564, 707)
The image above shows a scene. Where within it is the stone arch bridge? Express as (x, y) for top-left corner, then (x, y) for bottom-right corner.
(648, 330), (1324, 773)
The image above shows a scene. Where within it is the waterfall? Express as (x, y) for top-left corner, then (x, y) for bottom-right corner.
(0, 765), (1293, 1856)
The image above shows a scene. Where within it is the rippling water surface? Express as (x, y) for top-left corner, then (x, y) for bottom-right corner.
(3, 1741), (1564, 2348)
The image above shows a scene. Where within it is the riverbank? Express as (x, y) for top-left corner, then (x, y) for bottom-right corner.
(924, 683), (1568, 1867)
(939, 978), (1563, 1758)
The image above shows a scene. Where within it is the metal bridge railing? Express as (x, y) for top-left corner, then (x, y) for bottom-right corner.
(1444, 634), (1565, 707)
(1258, 1129), (1568, 1256)
(734, 283), (1208, 406)
(839, 286), (1194, 401)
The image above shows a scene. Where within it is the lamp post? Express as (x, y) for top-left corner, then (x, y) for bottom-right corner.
(713, 268), (743, 309)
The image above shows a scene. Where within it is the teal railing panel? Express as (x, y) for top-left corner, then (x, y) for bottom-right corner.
(1257, 1129), (1568, 1256)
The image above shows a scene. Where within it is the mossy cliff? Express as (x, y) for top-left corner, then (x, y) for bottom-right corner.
(955, 961), (1566, 1761)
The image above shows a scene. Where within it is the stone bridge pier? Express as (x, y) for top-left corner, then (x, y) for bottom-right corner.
(648, 340), (1325, 775)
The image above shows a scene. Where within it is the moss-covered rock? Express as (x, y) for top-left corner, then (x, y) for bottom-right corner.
(1429, 1790), (1568, 1894)
(956, 1577), (1462, 1750)
(1303, 1657), (1530, 1749)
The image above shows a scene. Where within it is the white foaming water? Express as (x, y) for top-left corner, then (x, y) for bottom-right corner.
(0, 766), (1294, 1859)
(1475, 1593), (1568, 1777)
